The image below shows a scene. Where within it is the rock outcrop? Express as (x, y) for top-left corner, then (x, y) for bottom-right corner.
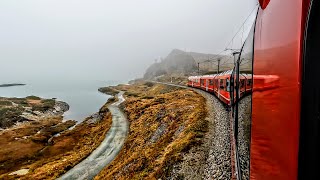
(144, 49), (197, 79)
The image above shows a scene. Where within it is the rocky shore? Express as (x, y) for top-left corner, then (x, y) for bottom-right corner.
(0, 83), (26, 87)
(20, 101), (69, 122)
(0, 96), (70, 129)
(0, 94), (114, 179)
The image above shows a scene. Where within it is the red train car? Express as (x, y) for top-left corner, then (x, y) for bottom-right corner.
(187, 76), (201, 88)
(251, 0), (316, 179)
(188, 70), (255, 105)
(187, 0), (319, 179)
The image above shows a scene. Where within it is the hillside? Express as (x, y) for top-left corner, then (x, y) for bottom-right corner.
(144, 49), (236, 81)
(144, 49), (197, 79)
(189, 52), (235, 73)
(96, 82), (207, 179)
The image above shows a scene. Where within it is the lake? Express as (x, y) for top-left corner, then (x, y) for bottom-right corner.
(0, 80), (118, 122)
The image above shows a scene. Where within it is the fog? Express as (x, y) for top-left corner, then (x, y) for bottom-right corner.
(0, 0), (257, 83)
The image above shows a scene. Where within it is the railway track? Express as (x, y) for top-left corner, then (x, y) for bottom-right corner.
(150, 81), (242, 180)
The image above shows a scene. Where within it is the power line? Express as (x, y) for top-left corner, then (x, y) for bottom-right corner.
(224, 4), (259, 50)
(197, 4), (259, 73)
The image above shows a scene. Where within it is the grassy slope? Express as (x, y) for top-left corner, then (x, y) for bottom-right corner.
(95, 82), (207, 179)
(0, 102), (113, 179)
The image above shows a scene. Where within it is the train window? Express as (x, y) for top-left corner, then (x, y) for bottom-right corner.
(209, 79), (214, 85)
(247, 79), (252, 86)
(240, 79), (245, 88)
(226, 79), (230, 92)
(236, 22), (255, 179)
(220, 79), (224, 89)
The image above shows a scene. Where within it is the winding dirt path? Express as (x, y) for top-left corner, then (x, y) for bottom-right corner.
(58, 92), (128, 180)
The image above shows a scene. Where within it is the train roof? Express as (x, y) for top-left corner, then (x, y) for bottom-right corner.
(188, 70), (253, 80)
(188, 76), (202, 80)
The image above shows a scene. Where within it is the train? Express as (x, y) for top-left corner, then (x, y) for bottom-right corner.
(188, 0), (319, 179)
(188, 71), (280, 105)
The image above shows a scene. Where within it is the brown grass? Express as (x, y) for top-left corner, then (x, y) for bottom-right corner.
(0, 104), (113, 179)
(95, 82), (207, 179)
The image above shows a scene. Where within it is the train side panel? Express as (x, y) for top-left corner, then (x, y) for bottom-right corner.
(251, 0), (306, 179)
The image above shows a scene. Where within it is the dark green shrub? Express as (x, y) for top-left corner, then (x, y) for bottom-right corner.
(0, 101), (12, 106)
(26, 95), (41, 100)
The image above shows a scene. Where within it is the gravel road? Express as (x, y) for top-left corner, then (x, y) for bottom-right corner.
(58, 92), (128, 180)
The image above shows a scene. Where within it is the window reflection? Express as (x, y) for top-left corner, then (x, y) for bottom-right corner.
(236, 23), (254, 180)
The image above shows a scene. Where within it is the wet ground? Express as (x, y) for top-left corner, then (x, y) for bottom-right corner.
(58, 92), (128, 180)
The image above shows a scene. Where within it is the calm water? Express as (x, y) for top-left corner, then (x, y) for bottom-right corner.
(0, 80), (117, 122)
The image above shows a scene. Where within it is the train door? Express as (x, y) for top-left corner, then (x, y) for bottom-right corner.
(230, 68), (235, 106)
(206, 79), (209, 91)
(217, 78), (220, 98)
(200, 79), (203, 89)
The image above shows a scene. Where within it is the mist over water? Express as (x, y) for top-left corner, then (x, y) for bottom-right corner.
(0, 79), (122, 122)
(0, 0), (256, 122)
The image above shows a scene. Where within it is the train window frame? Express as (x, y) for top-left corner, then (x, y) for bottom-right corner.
(226, 79), (231, 92)
(240, 79), (245, 88)
(209, 79), (214, 86)
(233, 15), (256, 179)
(220, 79), (224, 89)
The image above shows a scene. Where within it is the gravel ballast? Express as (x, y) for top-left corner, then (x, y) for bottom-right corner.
(155, 82), (253, 180)
(167, 86), (232, 180)
(237, 95), (252, 180)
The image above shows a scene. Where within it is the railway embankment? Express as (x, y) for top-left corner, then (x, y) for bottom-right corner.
(184, 89), (231, 180)
(151, 82), (232, 179)
(1, 80), (239, 179)
(95, 81), (208, 179)
(154, 81), (252, 180)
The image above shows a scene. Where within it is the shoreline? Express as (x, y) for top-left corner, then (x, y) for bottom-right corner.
(0, 83), (26, 88)
(0, 96), (70, 131)
(0, 90), (115, 179)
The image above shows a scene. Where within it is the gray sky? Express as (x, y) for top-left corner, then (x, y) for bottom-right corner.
(0, 0), (257, 83)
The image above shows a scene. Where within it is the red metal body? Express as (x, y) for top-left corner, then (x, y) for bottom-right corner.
(187, 76), (201, 88)
(187, 1), (312, 179)
(251, 0), (309, 179)
(188, 70), (255, 105)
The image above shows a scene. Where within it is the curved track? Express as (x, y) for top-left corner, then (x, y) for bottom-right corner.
(152, 81), (232, 179)
(58, 92), (128, 180)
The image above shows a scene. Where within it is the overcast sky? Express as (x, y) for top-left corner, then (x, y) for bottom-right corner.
(0, 0), (257, 83)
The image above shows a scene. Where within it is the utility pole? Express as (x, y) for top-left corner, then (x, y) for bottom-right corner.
(217, 59), (221, 74)
(232, 51), (240, 146)
(233, 52), (240, 66)
(197, 62), (200, 75)
(225, 48), (241, 66)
